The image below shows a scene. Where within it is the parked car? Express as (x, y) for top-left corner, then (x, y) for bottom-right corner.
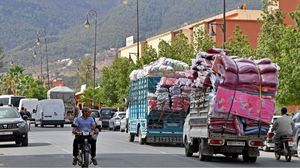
(109, 112), (126, 131)
(120, 108), (129, 132)
(0, 105), (29, 146)
(90, 109), (102, 130)
(100, 107), (117, 128)
(263, 115), (282, 152)
(292, 111), (300, 158)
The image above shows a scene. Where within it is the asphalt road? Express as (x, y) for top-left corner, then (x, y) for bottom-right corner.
(0, 125), (300, 168)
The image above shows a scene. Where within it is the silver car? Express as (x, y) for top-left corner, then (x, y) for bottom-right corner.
(0, 106), (29, 146)
(109, 112), (126, 131)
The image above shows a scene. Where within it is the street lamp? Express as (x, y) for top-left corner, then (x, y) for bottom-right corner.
(35, 30), (50, 87)
(209, 0), (226, 48)
(84, 10), (97, 106)
(35, 32), (43, 82)
(123, 0), (140, 60)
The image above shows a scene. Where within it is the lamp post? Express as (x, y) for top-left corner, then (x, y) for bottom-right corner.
(35, 30), (50, 87)
(123, 0), (139, 60)
(84, 10), (97, 106)
(35, 32), (43, 83)
(209, 0), (226, 48)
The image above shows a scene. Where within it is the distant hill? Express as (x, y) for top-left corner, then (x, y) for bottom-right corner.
(0, 0), (262, 78)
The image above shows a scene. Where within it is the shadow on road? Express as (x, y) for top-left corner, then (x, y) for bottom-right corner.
(0, 142), (51, 148)
(2, 153), (299, 167)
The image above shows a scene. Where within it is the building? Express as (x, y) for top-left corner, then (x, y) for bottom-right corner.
(118, 1), (300, 61)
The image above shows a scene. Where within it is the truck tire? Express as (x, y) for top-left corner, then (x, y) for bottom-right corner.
(129, 133), (135, 142)
(138, 129), (145, 145)
(184, 138), (193, 157)
(243, 152), (257, 163)
(199, 140), (207, 161)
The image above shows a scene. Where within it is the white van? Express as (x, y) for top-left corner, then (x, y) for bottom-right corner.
(0, 95), (25, 108)
(19, 98), (38, 118)
(34, 99), (65, 128)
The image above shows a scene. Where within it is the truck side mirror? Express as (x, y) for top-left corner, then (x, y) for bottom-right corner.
(33, 109), (37, 113)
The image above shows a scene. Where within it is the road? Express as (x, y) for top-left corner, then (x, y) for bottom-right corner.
(0, 125), (300, 167)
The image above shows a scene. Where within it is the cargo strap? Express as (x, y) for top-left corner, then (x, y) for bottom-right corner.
(255, 63), (263, 138)
(222, 55), (239, 135)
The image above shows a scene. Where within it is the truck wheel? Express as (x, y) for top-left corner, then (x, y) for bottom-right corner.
(128, 133), (134, 142)
(138, 129), (145, 145)
(199, 140), (207, 161)
(184, 139), (193, 157)
(249, 156), (257, 163)
(34, 123), (38, 127)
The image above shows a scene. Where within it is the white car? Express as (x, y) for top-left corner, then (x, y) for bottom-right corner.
(90, 109), (102, 130)
(109, 112), (126, 131)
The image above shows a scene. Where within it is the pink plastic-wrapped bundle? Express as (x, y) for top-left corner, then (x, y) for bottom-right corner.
(159, 77), (178, 87)
(213, 87), (275, 123)
(149, 99), (157, 111)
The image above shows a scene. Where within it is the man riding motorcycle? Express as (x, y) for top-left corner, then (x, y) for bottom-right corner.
(72, 107), (98, 165)
(271, 107), (295, 153)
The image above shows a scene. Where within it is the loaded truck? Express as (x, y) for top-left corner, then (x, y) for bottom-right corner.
(183, 88), (265, 162)
(128, 77), (186, 145)
(183, 50), (279, 162)
(47, 86), (76, 123)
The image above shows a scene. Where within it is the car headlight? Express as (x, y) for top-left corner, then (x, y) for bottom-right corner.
(17, 122), (27, 128)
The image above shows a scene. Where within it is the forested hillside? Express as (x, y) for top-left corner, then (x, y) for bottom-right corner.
(0, 0), (261, 66)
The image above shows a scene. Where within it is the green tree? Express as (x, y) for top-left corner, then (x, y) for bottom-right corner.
(136, 45), (159, 68)
(194, 28), (215, 52)
(226, 25), (254, 57)
(0, 65), (47, 99)
(256, 0), (284, 61)
(158, 33), (194, 64)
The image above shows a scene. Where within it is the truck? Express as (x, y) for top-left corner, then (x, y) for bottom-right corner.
(183, 88), (265, 162)
(47, 86), (76, 123)
(183, 50), (279, 162)
(128, 77), (186, 145)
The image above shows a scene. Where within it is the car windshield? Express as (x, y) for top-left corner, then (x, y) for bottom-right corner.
(91, 111), (100, 118)
(0, 108), (19, 119)
(101, 109), (117, 117)
(118, 113), (125, 118)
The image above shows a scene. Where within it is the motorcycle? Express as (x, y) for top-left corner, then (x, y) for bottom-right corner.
(274, 135), (294, 162)
(76, 131), (92, 168)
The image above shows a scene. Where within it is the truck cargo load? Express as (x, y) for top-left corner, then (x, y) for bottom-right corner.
(183, 49), (279, 162)
(128, 57), (190, 145)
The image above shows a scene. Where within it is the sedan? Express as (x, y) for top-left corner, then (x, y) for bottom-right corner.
(109, 112), (126, 131)
(0, 105), (29, 146)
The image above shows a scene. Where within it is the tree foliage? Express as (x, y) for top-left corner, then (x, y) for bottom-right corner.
(194, 28), (215, 53)
(256, 1), (300, 106)
(158, 33), (194, 64)
(136, 45), (159, 68)
(226, 25), (254, 58)
(0, 65), (47, 99)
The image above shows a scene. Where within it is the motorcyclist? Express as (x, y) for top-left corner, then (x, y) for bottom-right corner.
(271, 107), (295, 153)
(72, 107), (98, 166)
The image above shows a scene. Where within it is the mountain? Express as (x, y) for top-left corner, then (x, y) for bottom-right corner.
(0, 0), (262, 79)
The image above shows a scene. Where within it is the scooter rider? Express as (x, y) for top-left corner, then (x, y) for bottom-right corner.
(271, 107), (295, 152)
(72, 107), (98, 165)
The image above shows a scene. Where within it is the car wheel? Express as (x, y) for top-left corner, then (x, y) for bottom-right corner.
(263, 145), (270, 152)
(113, 124), (116, 131)
(15, 140), (21, 146)
(128, 133), (134, 142)
(61, 124), (64, 128)
(22, 134), (28, 146)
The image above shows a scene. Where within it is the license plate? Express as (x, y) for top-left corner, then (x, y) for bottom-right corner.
(0, 132), (13, 135)
(288, 142), (295, 146)
(227, 141), (245, 146)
